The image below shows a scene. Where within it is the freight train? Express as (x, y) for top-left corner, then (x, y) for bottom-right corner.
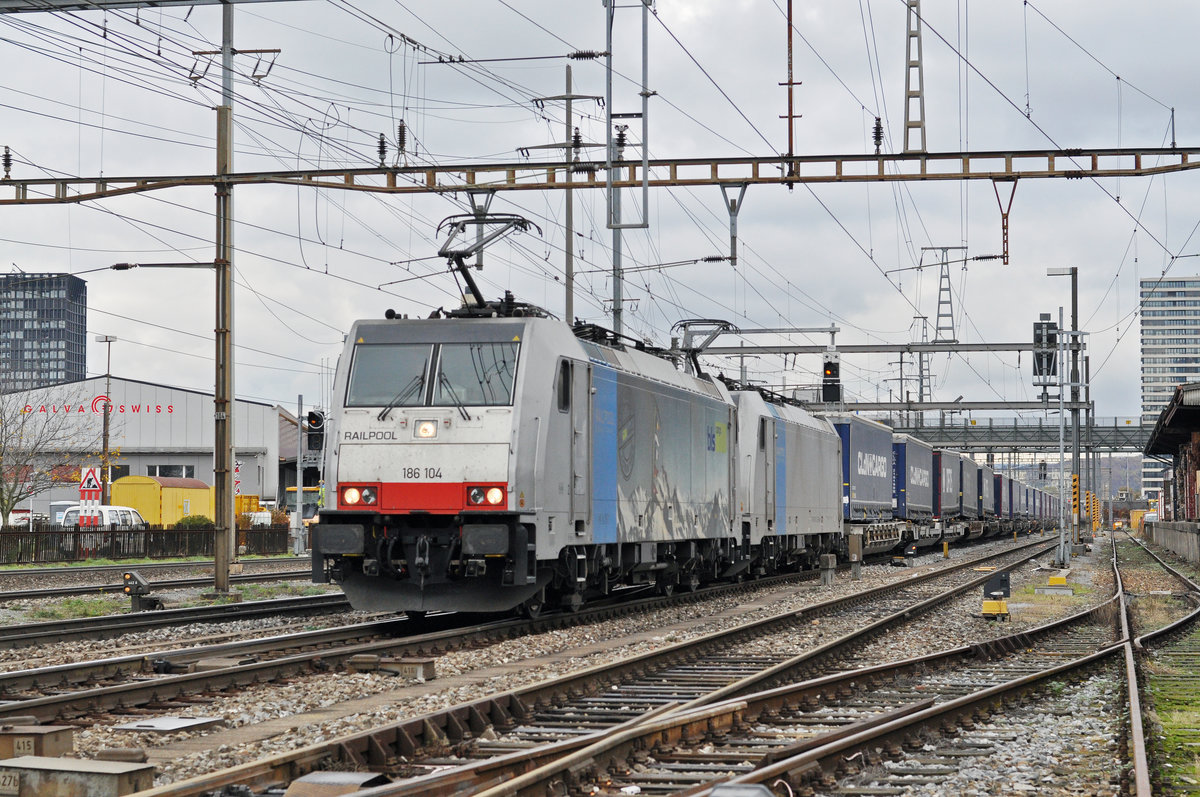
(311, 299), (1057, 617)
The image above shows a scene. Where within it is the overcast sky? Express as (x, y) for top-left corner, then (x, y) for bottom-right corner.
(1, 0), (1196, 420)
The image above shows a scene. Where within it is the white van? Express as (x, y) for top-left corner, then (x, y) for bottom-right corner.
(59, 505), (149, 529)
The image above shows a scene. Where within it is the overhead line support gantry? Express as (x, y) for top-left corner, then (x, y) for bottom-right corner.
(2, 147), (1197, 204)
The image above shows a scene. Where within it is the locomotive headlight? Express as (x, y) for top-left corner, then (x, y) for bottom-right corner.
(467, 486), (505, 506)
(342, 487), (361, 505)
(415, 420), (438, 439)
(361, 487), (377, 505)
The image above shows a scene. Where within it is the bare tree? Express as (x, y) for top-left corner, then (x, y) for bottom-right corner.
(0, 387), (105, 527)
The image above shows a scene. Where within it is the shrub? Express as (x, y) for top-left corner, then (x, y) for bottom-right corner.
(174, 514), (214, 529)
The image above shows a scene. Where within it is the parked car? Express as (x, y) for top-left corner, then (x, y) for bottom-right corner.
(57, 505), (150, 560)
(59, 505), (149, 529)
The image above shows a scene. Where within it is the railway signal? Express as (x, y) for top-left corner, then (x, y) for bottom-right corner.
(306, 410), (325, 451)
(821, 351), (842, 402)
(122, 571), (162, 612)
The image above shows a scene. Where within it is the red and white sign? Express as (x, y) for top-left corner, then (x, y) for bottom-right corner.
(79, 467), (101, 527)
(234, 460), (242, 496)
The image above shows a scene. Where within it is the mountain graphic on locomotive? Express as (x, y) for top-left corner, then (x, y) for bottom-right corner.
(310, 216), (1056, 617)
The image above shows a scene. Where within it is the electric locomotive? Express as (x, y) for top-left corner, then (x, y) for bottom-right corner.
(311, 296), (755, 616)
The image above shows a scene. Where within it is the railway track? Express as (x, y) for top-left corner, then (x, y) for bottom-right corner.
(0, 556), (307, 581)
(372, 533), (1195, 797)
(0, 593), (352, 650)
(129, 538), (1056, 796)
(0, 568), (315, 603)
(1126, 533), (1200, 795)
(0, 568), (826, 726)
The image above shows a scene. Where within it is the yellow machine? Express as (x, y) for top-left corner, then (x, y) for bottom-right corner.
(980, 569), (1011, 621)
(981, 597), (1009, 621)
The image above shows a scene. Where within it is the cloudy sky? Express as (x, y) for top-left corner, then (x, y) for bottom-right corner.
(1, 0), (1196, 420)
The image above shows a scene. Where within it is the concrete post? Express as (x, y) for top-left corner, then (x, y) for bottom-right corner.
(820, 553), (837, 587)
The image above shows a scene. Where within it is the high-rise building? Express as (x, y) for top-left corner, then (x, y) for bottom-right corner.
(1139, 276), (1200, 502)
(0, 272), (87, 391)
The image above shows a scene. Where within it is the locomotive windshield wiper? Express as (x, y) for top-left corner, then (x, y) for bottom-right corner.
(377, 374), (424, 421)
(438, 372), (472, 421)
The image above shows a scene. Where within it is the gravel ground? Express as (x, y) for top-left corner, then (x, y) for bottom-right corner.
(839, 670), (1124, 796)
(46, 537), (1072, 787)
(0, 607), (378, 672)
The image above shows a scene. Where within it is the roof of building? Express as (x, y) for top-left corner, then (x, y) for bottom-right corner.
(1144, 382), (1200, 456)
(3, 374), (275, 408)
(117, 475), (210, 490)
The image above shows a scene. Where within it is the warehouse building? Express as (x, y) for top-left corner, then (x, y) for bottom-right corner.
(4, 376), (290, 523)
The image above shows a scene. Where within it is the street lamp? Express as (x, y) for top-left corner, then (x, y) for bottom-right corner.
(95, 335), (117, 505)
(109, 260), (237, 595)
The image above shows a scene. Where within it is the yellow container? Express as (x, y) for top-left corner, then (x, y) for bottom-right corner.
(1048, 575), (1067, 587)
(1130, 510), (1146, 532)
(235, 495), (261, 515)
(112, 476), (215, 525)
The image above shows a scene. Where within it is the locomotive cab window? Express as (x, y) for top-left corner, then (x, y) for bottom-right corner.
(346, 344), (430, 407)
(557, 360), (572, 412)
(433, 342), (520, 407)
(347, 339), (519, 408)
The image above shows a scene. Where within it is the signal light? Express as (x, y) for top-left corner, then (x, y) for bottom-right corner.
(821, 352), (841, 402)
(306, 410), (325, 450)
(123, 570), (149, 596)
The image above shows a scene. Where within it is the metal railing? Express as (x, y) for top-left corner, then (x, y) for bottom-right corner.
(0, 525), (292, 565)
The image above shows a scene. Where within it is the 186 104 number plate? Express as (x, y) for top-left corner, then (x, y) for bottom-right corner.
(399, 467), (442, 480)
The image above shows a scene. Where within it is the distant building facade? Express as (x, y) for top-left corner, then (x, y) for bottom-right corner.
(1140, 276), (1200, 502)
(0, 272), (87, 390)
(11, 376), (286, 520)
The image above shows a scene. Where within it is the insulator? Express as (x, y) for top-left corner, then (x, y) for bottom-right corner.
(872, 117), (883, 153)
(2, 146), (10, 180)
(398, 120), (407, 154)
(569, 50), (604, 60)
(377, 134), (388, 166)
(615, 125), (627, 153)
(700, 255), (725, 263)
(571, 127), (583, 160)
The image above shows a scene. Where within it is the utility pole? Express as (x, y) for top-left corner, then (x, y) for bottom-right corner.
(604, 0), (653, 335)
(96, 335), (117, 506)
(565, 70), (575, 323)
(527, 66), (602, 324)
(782, 0), (801, 167)
(611, 124), (626, 334)
(213, 4), (237, 594)
(1048, 267), (1080, 545)
(1056, 305), (1068, 567)
(294, 395), (304, 556)
(903, 0), (927, 153)
(925, 246), (967, 344)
